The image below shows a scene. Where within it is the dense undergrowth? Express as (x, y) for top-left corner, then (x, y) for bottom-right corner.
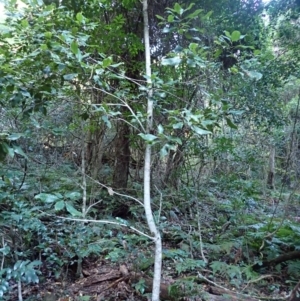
(1, 151), (300, 300)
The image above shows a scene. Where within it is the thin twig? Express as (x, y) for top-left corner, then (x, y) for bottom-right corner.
(86, 175), (144, 206)
(56, 216), (154, 240)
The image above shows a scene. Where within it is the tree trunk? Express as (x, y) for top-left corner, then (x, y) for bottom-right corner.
(143, 0), (162, 300)
(112, 120), (130, 189)
(86, 126), (106, 179)
(267, 145), (275, 189)
(163, 145), (184, 189)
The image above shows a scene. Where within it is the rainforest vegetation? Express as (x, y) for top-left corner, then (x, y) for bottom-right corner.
(1, 0), (300, 300)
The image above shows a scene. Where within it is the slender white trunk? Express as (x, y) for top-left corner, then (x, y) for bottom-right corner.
(142, 0), (162, 300)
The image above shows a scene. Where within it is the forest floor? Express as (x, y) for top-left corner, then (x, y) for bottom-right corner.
(7, 195), (300, 301)
(8, 240), (298, 301)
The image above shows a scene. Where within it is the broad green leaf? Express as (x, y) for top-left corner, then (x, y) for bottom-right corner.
(230, 66), (239, 73)
(138, 133), (158, 142)
(225, 118), (238, 129)
(189, 43), (198, 52)
(174, 45), (183, 53)
(246, 70), (262, 80)
(21, 19), (29, 28)
(160, 145), (169, 157)
(162, 26), (171, 33)
(44, 32), (52, 39)
(191, 125), (211, 135)
(76, 12), (84, 23)
(231, 30), (241, 42)
(161, 56), (182, 66)
(13, 146), (28, 159)
(65, 191), (81, 200)
(237, 45), (254, 50)
(1, 143), (14, 158)
(187, 59), (196, 67)
(75, 49), (83, 62)
(168, 137), (182, 144)
(224, 31), (231, 39)
(34, 193), (61, 203)
(185, 3), (195, 11)
(102, 115), (112, 128)
(7, 133), (23, 141)
(70, 41), (79, 55)
(66, 202), (82, 217)
(173, 122), (183, 129)
(156, 15), (165, 21)
(103, 57), (112, 68)
(229, 110), (244, 115)
(63, 73), (78, 81)
(110, 62), (124, 68)
(186, 9), (203, 19)
(55, 200), (65, 211)
(167, 15), (174, 22)
(158, 124), (164, 134)
(174, 3), (182, 15)
(202, 10), (213, 20)
(55, 192), (64, 198)
(156, 91), (166, 98)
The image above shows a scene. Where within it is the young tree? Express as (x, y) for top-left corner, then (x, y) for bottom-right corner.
(142, 0), (162, 299)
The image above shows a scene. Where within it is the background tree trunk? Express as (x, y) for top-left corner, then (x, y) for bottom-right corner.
(267, 145), (275, 189)
(112, 120), (130, 189)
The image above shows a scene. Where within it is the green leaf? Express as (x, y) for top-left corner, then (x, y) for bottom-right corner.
(1, 143), (14, 158)
(191, 125), (211, 135)
(161, 56), (182, 66)
(34, 193), (61, 203)
(185, 2), (195, 11)
(138, 133), (158, 142)
(202, 10), (213, 20)
(189, 43), (198, 52)
(187, 59), (196, 67)
(160, 145), (169, 157)
(44, 31), (52, 39)
(66, 202), (82, 217)
(13, 146), (28, 159)
(225, 118), (238, 129)
(174, 45), (183, 53)
(229, 110), (244, 115)
(55, 200), (65, 211)
(231, 30), (241, 42)
(102, 115), (112, 128)
(224, 31), (231, 39)
(65, 191), (81, 200)
(174, 3), (182, 15)
(63, 74), (78, 81)
(173, 122), (183, 129)
(70, 41), (79, 55)
(167, 15), (174, 22)
(76, 12), (84, 23)
(245, 70), (262, 80)
(158, 124), (164, 134)
(7, 133), (23, 141)
(156, 15), (165, 21)
(186, 9), (203, 19)
(103, 57), (112, 68)
(21, 19), (29, 28)
(41, 44), (48, 50)
(162, 26), (171, 33)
